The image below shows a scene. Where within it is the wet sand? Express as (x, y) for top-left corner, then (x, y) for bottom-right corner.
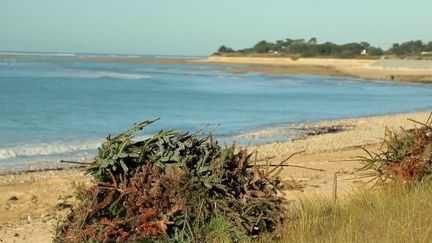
(77, 56), (432, 83)
(1, 111), (430, 242)
(4, 54), (432, 82)
(201, 56), (432, 83)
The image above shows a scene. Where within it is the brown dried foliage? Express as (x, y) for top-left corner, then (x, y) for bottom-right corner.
(55, 122), (287, 242)
(124, 165), (186, 237)
(57, 164), (187, 242)
(360, 114), (432, 183)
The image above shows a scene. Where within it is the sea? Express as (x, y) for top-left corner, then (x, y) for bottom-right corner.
(1, 52), (432, 171)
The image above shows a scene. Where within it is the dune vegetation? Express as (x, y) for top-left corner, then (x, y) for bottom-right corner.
(273, 114), (432, 243)
(272, 181), (432, 243)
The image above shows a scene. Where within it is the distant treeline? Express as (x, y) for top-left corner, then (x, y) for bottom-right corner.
(215, 38), (432, 58)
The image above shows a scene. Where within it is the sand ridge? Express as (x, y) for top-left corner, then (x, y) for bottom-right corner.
(201, 56), (432, 83)
(75, 56), (432, 82)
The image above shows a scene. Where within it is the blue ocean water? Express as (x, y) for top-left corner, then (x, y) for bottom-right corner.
(1, 54), (432, 167)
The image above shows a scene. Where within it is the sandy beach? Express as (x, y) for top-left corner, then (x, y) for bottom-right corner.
(77, 56), (432, 83)
(4, 0), (432, 241)
(1, 111), (430, 242)
(200, 56), (432, 83)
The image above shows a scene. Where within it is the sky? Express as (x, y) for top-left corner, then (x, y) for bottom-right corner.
(1, 0), (432, 56)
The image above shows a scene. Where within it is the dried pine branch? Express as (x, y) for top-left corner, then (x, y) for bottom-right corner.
(55, 120), (291, 242)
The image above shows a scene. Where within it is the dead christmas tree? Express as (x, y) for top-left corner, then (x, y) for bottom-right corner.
(55, 120), (288, 242)
(360, 113), (432, 183)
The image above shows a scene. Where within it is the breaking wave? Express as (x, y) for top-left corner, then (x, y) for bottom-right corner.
(0, 140), (103, 161)
(74, 70), (150, 80)
(0, 52), (77, 57)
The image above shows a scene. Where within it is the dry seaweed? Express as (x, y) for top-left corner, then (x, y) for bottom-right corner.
(55, 121), (288, 242)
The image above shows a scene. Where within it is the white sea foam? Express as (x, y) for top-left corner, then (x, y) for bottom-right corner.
(0, 52), (77, 57)
(154, 55), (204, 59)
(0, 140), (103, 160)
(107, 54), (141, 58)
(216, 75), (241, 80)
(76, 70), (150, 80)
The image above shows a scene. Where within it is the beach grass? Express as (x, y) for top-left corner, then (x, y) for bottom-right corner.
(269, 181), (432, 243)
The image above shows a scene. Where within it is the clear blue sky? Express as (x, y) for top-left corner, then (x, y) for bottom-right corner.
(1, 0), (431, 56)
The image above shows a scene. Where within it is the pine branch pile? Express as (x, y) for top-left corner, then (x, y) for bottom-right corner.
(360, 114), (432, 183)
(55, 120), (288, 242)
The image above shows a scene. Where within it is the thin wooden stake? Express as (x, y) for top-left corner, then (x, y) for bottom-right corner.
(255, 164), (325, 172)
(333, 172), (338, 203)
(60, 160), (92, 165)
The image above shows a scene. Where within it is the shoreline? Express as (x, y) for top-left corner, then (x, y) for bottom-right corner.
(4, 55), (432, 83)
(1, 109), (431, 174)
(255, 110), (430, 154)
(1, 110), (431, 242)
(2, 110), (430, 174)
(78, 55), (432, 83)
(199, 56), (432, 83)
(2, 55), (432, 241)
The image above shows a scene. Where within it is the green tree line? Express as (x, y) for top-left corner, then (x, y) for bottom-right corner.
(216, 38), (432, 58)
